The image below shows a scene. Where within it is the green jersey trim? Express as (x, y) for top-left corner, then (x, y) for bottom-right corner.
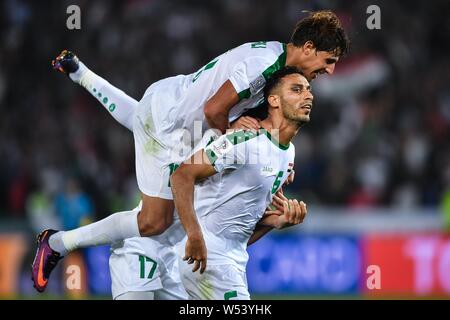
(204, 130), (260, 165)
(259, 128), (290, 150)
(262, 43), (287, 81)
(237, 43), (287, 101)
(238, 89), (251, 100)
(205, 128), (289, 165)
(226, 130), (259, 146)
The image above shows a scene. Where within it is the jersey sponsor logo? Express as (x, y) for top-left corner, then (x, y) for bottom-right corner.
(260, 166), (275, 176)
(249, 75), (266, 95)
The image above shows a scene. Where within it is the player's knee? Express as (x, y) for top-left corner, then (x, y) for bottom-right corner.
(137, 208), (173, 236)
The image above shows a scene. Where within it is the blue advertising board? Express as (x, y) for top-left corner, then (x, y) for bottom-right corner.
(247, 234), (362, 294)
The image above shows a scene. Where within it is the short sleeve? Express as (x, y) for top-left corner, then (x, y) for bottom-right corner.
(228, 56), (273, 100)
(204, 132), (249, 173)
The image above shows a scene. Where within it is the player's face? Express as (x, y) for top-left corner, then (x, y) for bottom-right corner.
(279, 74), (314, 123)
(301, 50), (339, 82)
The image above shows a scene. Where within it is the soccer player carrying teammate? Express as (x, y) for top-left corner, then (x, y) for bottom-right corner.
(171, 67), (310, 299)
(32, 10), (349, 294)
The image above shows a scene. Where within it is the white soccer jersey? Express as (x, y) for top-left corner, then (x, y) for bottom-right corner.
(193, 128), (295, 271)
(140, 41), (287, 147)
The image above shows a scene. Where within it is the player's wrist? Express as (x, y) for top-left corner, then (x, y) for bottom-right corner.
(69, 61), (88, 84)
(187, 228), (204, 240)
(275, 216), (290, 230)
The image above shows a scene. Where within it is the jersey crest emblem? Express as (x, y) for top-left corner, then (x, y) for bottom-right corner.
(249, 75), (266, 95)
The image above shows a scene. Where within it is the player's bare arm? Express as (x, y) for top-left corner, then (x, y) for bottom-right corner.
(247, 224), (273, 247)
(203, 80), (242, 133)
(170, 149), (217, 274)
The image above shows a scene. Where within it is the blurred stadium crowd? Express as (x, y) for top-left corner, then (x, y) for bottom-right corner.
(1, 0), (450, 230)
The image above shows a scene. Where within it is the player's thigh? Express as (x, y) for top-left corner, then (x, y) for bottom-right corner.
(179, 261), (250, 300)
(133, 93), (177, 200)
(133, 133), (174, 200)
(133, 116), (178, 234)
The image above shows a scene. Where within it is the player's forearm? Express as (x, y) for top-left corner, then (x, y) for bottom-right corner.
(247, 224), (274, 246)
(171, 170), (203, 238)
(258, 214), (285, 229)
(203, 80), (239, 134)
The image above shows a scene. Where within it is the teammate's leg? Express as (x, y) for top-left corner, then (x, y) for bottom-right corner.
(48, 195), (173, 252)
(52, 50), (137, 131)
(48, 209), (141, 255)
(137, 195), (174, 236)
(32, 196), (174, 292)
(32, 66), (177, 293)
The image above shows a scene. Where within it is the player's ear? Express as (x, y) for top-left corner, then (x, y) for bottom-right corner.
(303, 41), (316, 55)
(267, 94), (280, 109)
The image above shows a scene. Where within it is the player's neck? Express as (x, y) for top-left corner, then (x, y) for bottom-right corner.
(260, 118), (300, 146)
(285, 43), (304, 67)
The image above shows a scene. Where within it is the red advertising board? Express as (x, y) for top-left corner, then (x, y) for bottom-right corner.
(363, 234), (450, 296)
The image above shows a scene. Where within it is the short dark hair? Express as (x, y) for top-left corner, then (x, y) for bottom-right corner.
(243, 66), (305, 120)
(290, 10), (350, 57)
(264, 66), (305, 104)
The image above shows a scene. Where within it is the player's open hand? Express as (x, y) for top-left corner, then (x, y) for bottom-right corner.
(184, 234), (207, 274)
(265, 189), (288, 216)
(265, 191), (307, 229)
(279, 199), (307, 228)
(230, 116), (260, 131)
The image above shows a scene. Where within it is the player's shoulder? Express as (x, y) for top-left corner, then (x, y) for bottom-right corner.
(258, 128), (294, 151)
(224, 129), (261, 146)
(204, 129), (254, 164)
(205, 129), (259, 152)
(232, 41), (285, 60)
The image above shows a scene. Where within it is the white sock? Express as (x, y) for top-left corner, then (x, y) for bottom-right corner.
(48, 209), (140, 255)
(70, 62), (138, 131)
